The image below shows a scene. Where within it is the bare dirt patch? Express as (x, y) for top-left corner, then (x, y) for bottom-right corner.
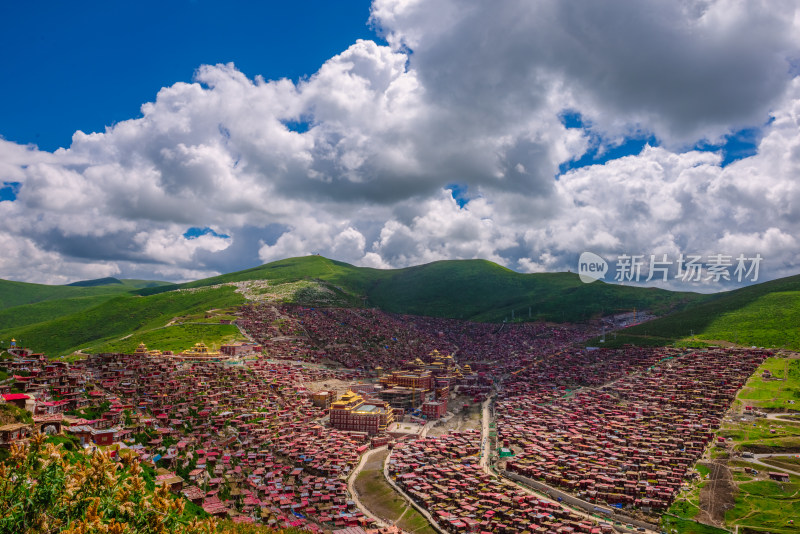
(696, 461), (736, 526)
(428, 397), (482, 437)
(304, 378), (355, 394)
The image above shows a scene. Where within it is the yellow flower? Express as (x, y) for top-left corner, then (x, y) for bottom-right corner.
(10, 442), (27, 462)
(30, 431), (46, 449)
(85, 498), (102, 523)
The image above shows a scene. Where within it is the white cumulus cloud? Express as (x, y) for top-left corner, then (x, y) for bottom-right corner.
(0, 0), (798, 289)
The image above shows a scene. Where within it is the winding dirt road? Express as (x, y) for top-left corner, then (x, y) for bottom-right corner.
(347, 445), (389, 527)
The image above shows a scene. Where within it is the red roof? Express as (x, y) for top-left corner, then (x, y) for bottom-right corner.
(2, 393), (30, 401)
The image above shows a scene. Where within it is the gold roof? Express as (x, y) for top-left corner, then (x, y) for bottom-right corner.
(181, 342), (220, 356)
(331, 390), (364, 408)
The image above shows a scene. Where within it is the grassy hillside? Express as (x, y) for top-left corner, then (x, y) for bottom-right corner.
(0, 286), (245, 356)
(0, 277), (170, 311)
(363, 260), (704, 322)
(180, 255), (386, 296)
(14, 255), (795, 356)
(0, 295), (118, 332)
(181, 256), (705, 323)
(594, 274), (800, 350)
(90, 323), (247, 354)
(734, 357), (800, 411)
(0, 278), (176, 335)
(0, 278), (117, 310)
(67, 277), (169, 288)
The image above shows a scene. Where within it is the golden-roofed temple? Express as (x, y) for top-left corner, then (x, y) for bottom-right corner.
(176, 342), (223, 361)
(329, 390), (394, 435)
(132, 343), (162, 357)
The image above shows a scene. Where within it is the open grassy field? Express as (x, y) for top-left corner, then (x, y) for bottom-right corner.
(719, 418), (800, 446)
(353, 449), (436, 534)
(664, 465), (707, 523)
(725, 477), (800, 533)
(761, 456), (800, 473)
(734, 358), (800, 411)
(661, 515), (732, 534)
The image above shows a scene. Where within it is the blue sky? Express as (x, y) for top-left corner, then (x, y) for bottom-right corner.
(0, 0), (376, 151)
(0, 1), (798, 287)
(556, 111), (760, 174)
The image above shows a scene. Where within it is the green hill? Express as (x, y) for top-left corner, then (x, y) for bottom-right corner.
(68, 277), (170, 289)
(0, 286), (245, 356)
(66, 276), (125, 287)
(0, 294), (122, 332)
(181, 255), (383, 293)
(0, 277), (171, 310)
(180, 255), (705, 323)
(0, 278), (176, 342)
(362, 260), (703, 322)
(89, 322), (246, 354)
(0, 255), (760, 357)
(594, 274), (800, 350)
(0, 278), (117, 310)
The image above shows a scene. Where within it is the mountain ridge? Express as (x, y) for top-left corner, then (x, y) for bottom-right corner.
(4, 255), (799, 355)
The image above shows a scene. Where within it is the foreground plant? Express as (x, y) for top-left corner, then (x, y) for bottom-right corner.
(0, 432), (218, 534)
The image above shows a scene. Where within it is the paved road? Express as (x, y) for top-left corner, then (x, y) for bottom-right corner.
(479, 394), (493, 473)
(765, 412), (800, 420)
(737, 453), (800, 477)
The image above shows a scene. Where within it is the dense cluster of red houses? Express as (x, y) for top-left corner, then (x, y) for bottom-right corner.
(92, 352), (385, 530)
(2, 301), (775, 534)
(498, 348), (769, 512)
(1, 347), (380, 530)
(389, 430), (611, 534)
(237, 304), (592, 375)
